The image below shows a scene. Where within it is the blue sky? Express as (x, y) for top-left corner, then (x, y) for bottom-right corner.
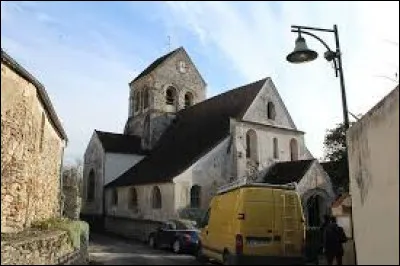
(1, 1), (399, 165)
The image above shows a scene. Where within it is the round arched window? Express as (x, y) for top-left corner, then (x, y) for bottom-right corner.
(267, 102), (276, 120)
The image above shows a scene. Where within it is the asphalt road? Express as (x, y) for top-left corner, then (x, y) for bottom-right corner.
(89, 233), (205, 265)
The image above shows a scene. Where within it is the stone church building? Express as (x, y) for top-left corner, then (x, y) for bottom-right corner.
(82, 47), (335, 238)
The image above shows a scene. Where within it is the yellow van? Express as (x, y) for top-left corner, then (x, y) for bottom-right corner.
(197, 181), (305, 265)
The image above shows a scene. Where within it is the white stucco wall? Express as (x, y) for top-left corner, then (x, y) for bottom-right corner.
(347, 87), (399, 265)
(173, 137), (232, 211)
(234, 120), (308, 179)
(104, 153), (144, 185)
(106, 182), (176, 222)
(243, 78), (296, 130)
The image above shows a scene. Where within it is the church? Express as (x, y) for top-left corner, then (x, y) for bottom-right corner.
(81, 47), (335, 239)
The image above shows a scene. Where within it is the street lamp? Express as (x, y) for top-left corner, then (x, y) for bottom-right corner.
(286, 24), (350, 130)
(286, 24), (356, 264)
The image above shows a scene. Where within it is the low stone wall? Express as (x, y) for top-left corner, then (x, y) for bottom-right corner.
(1, 229), (88, 265)
(1, 230), (73, 265)
(104, 216), (163, 242)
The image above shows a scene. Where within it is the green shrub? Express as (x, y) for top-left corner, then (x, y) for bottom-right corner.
(31, 218), (89, 249)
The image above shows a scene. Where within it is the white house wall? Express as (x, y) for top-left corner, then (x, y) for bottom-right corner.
(82, 133), (105, 215)
(104, 153), (144, 185)
(107, 183), (176, 222)
(347, 87), (399, 265)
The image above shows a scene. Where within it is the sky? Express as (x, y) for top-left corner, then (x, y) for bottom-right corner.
(1, 1), (399, 165)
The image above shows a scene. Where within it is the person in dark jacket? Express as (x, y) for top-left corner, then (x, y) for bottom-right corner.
(320, 215), (331, 254)
(323, 216), (348, 265)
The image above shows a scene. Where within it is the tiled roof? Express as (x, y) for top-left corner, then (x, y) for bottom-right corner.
(262, 159), (315, 184)
(95, 130), (147, 155)
(106, 78), (268, 188)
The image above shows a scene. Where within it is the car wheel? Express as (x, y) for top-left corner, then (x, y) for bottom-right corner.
(149, 236), (156, 249)
(196, 245), (208, 263)
(172, 239), (181, 254)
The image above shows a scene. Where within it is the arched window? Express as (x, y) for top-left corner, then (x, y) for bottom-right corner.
(143, 89), (149, 109)
(267, 101), (276, 120)
(246, 129), (258, 161)
(290, 138), (299, 161)
(166, 87), (177, 105)
(152, 186), (162, 209)
(87, 170), (95, 202)
(190, 185), (201, 208)
(128, 187), (138, 210)
(273, 138), (279, 159)
(111, 188), (118, 206)
(184, 92), (193, 108)
(129, 96), (134, 117)
(134, 91), (141, 112)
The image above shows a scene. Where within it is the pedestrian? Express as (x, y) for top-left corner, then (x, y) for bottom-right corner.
(323, 216), (348, 265)
(320, 215), (330, 253)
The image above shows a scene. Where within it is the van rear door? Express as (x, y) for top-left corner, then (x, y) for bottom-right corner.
(273, 189), (303, 257)
(240, 187), (281, 256)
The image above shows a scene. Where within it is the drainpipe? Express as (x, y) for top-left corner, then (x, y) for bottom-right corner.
(59, 143), (65, 217)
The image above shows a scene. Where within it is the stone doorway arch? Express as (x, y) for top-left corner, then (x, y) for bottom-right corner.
(302, 188), (332, 228)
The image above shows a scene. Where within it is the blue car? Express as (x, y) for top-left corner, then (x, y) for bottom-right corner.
(148, 219), (200, 254)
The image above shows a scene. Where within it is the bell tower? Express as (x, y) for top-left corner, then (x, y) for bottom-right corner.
(124, 47), (207, 150)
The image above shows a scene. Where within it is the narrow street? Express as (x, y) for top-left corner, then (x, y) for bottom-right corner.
(89, 233), (204, 265)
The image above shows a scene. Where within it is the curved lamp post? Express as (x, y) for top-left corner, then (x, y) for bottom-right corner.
(287, 24), (356, 264)
(286, 24), (350, 130)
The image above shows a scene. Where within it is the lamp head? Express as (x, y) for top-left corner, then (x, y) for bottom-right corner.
(286, 36), (318, 63)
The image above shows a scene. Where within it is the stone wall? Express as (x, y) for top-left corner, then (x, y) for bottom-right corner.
(1, 62), (64, 233)
(81, 133), (104, 216)
(106, 183), (176, 222)
(104, 216), (162, 243)
(1, 230), (73, 265)
(124, 47), (207, 149)
(62, 170), (81, 221)
(1, 229), (89, 265)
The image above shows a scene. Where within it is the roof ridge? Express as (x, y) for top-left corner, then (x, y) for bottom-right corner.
(130, 47), (182, 84)
(176, 77), (268, 117)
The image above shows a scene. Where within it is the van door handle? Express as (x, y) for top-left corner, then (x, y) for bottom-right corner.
(206, 230), (209, 235)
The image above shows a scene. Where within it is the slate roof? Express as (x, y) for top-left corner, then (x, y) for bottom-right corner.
(106, 78), (268, 188)
(1, 49), (68, 141)
(262, 159), (315, 184)
(130, 47), (181, 84)
(95, 130), (147, 155)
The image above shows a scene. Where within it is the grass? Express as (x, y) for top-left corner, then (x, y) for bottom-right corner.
(31, 217), (89, 249)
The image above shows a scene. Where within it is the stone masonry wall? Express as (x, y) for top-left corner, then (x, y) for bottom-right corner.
(1, 230), (74, 265)
(1, 62), (64, 233)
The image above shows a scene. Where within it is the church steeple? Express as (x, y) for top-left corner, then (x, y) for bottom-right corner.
(124, 47), (207, 150)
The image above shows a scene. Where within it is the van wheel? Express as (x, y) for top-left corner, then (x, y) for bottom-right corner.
(223, 251), (232, 265)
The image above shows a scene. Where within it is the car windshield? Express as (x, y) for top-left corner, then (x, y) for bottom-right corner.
(173, 220), (197, 230)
